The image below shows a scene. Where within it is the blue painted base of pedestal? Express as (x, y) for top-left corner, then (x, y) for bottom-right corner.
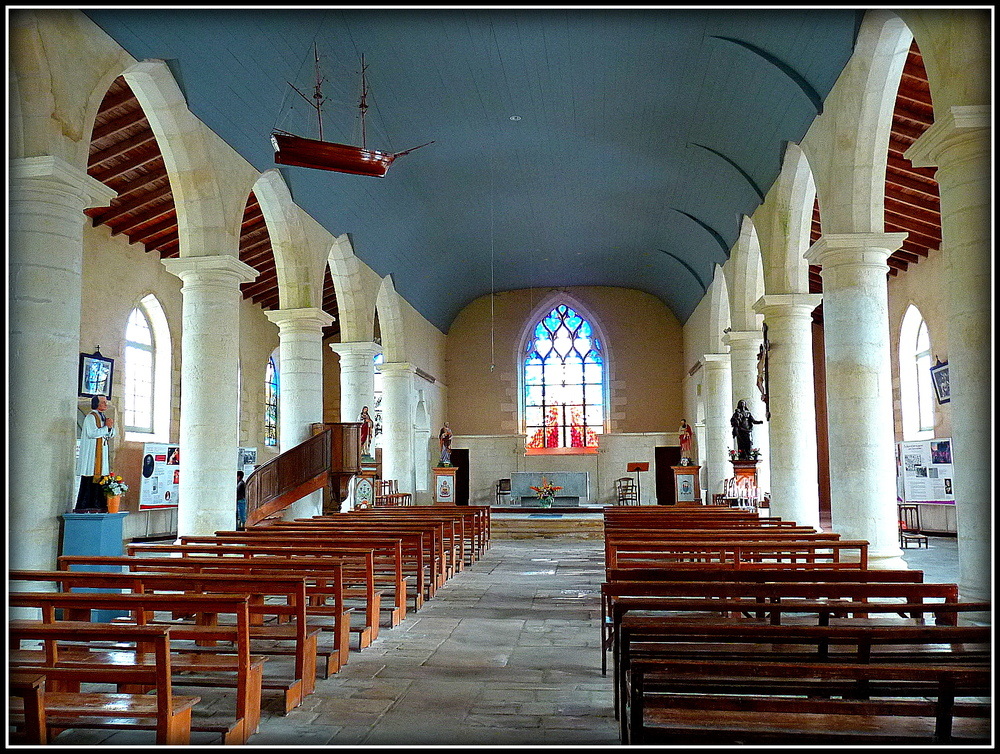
(60, 512), (129, 621)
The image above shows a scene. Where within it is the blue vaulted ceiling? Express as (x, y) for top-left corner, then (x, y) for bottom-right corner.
(83, 8), (861, 331)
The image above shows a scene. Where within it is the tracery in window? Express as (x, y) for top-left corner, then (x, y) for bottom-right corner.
(265, 353), (279, 447)
(523, 303), (604, 449)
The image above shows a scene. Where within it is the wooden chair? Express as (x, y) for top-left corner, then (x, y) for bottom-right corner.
(495, 478), (512, 505)
(615, 478), (639, 506)
(898, 503), (929, 548)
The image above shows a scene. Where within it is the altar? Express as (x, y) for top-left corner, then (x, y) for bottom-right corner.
(510, 471), (589, 506)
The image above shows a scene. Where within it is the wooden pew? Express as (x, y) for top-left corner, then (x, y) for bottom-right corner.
(606, 539), (871, 569)
(620, 622), (991, 744)
(197, 529), (416, 619)
(59, 554), (351, 675)
(8, 593), (260, 744)
(9, 623), (202, 745)
(11, 569), (319, 703)
(126, 542), (381, 648)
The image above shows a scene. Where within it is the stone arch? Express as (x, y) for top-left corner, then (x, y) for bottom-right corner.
(757, 142), (817, 296)
(707, 264), (732, 354)
(724, 216), (766, 332)
(801, 10), (912, 234)
(375, 275), (407, 363)
(252, 169), (322, 310)
(120, 59), (236, 258)
(328, 234), (376, 342)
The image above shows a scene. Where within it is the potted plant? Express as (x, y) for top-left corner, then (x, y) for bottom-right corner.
(99, 473), (129, 513)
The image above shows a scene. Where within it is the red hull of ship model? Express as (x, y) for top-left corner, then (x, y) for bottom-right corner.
(272, 130), (395, 177)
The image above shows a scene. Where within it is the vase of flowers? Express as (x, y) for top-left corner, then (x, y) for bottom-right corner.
(99, 473), (129, 513)
(529, 477), (562, 509)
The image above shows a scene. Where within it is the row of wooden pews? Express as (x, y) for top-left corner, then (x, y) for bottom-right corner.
(601, 505), (991, 745)
(8, 504), (490, 745)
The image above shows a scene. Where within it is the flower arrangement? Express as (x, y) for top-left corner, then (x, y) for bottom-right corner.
(729, 448), (762, 462)
(99, 473), (129, 497)
(529, 477), (563, 507)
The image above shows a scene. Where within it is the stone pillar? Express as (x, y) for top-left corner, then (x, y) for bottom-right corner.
(329, 341), (382, 424)
(379, 362), (416, 495)
(163, 255), (258, 537)
(724, 329), (771, 496)
(701, 353), (733, 502)
(805, 233), (907, 568)
(754, 294), (823, 530)
(9, 156), (117, 571)
(907, 106), (990, 601)
(266, 307), (334, 520)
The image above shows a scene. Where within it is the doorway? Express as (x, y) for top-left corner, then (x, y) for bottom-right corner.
(450, 448), (470, 505)
(654, 446), (681, 505)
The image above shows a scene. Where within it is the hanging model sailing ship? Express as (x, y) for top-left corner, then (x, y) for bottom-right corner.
(271, 47), (433, 178)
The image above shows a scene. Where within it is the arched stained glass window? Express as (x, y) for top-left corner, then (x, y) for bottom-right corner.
(264, 354), (279, 447)
(124, 306), (154, 432)
(524, 304), (604, 449)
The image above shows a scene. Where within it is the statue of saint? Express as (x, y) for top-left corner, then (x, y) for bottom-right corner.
(359, 406), (375, 460)
(438, 423), (453, 466)
(730, 399), (762, 460)
(678, 419), (694, 465)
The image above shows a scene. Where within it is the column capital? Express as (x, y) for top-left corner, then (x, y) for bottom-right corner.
(329, 340), (383, 360)
(265, 307), (334, 332)
(378, 361), (416, 377)
(754, 293), (823, 317)
(163, 254), (258, 286)
(722, 329), (763, 348)
(10, 155), (117, 206)
(905, 105), (990, 167)
(804, 233), (908, 268)
(701, 352), (731, 369)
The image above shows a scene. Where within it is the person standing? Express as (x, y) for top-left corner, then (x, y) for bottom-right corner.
(236, 470), (247, 530)
(75, 395), (115, 512)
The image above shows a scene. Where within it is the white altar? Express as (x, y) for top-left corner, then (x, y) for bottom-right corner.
(510, 471), (590, 506)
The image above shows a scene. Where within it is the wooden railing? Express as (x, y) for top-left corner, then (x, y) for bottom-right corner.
(245, 422), (362, 527)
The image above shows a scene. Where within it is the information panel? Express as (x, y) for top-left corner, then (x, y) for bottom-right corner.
(898, 438), (955, 504)
(139, 442), (180, 509)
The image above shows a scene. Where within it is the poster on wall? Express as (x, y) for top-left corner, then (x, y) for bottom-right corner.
(139, 442), (181, 509)
(898, 438), (955, 504)
(239, 448), (257, 476)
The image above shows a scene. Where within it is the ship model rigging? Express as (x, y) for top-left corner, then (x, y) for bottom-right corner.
(271, 46), (433, 178)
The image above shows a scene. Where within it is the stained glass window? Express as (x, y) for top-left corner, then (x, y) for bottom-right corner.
(524, 304), (604, 449)
(264, 355), (279, 447)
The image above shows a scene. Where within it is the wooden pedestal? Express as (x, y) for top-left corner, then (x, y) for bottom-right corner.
(671, 465), (701, 505)
(730, 459), (759, 487)
(433, 466), (458, 504)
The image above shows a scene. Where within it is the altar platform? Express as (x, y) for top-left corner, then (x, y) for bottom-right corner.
(490, 507), (605, 539)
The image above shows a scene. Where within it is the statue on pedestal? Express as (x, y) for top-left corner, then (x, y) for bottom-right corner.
(678, 419), (695, 466)
(730, 399), (762, 461)
(438, 422), (453, 466)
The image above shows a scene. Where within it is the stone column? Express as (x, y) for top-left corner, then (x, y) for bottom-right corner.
(701, 353), (733, 502)
(9, 156), (117, 571)
(754, 294), (823, 530)
(163, 255), (258, 537)
(724, 329), (771, 496)
(379, 362), (416, 495)
(266, 307), (334, 520)
(907, 106), (990, 601)
(805, 233), (907, 568)
(329, 341), (382, 424)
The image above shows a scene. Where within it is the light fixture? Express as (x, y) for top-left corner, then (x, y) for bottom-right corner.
(509, 115), (522, 121)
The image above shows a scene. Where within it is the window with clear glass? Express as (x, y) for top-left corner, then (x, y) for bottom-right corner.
(124, 307), (154, 432)
(899, 304), (935, 440)
(265, 354), (279, 447)
(523, 304), (604, 449)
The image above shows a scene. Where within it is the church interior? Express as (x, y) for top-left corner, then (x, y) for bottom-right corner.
(8, 7), (992, 746)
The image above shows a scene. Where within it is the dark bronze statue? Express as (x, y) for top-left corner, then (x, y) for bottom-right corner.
(730, 399), (762, 460)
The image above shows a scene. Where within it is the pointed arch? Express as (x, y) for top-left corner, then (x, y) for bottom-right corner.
(123, 293), (172, 442)
(328, 233), (376, 342)
(252, 169), (322, 310)
(375, 274), (406, 363)
(724, 216), (766, 332)
(758, 142), (817, 296)
(899, 304), (937, 441)
(707, 265), (732, 354)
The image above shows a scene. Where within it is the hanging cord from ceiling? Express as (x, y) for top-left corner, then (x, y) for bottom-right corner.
(490, 157), (496, 374)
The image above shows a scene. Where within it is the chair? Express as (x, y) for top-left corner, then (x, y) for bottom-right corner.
(898, 503), (929, 548)
(615, 477), (639, 506)
(496, 478), (512, 506)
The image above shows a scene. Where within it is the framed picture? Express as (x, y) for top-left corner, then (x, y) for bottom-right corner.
(930, 361), (950, 404)
(78, 351), (114, 399)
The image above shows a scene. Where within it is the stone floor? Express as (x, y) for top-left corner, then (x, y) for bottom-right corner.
(38, 525), (962, 749)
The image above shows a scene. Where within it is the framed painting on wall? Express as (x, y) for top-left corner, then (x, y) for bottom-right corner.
(78, 350), (114, 399)
(930, 360), (950, 404)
